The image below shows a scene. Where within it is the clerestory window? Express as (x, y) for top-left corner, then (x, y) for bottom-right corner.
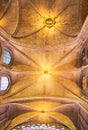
(3, 49), (12, 65)
(0, 75), (11, 95)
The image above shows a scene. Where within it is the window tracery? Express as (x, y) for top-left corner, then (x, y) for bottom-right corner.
(81, 46), (88, 66)
(12, 124), (70, 130)
(0, 74), (11, 94)
(3, 49), (12, 65)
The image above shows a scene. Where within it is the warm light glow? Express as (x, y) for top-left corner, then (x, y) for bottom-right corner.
(0, 18), (6, 27)
(44, 70), (49, 74)
(42, 70), (51, 79)
(42, 69), (51, 79)
(37, 113), (52, 123)
(44, 17), (56, 28)
(40, 61), (52, 75)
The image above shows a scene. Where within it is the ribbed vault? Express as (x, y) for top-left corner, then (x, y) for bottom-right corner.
(0, 0), (88, 130)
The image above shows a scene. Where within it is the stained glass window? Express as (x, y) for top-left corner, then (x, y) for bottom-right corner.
(0, 76), (9, 91)
(3, 49), (12, 65)
(12, 124), (70, 130)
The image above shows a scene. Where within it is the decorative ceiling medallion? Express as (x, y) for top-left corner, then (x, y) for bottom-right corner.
(44, 17), (56, 28)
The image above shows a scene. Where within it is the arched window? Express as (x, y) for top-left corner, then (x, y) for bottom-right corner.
(81, 45), (88, 66)
(81, 76), (88, 96)
(82, 76), (88, 89)
(0, 76), (9, 91)
(3, 49), (12, 65)
(12, 124), (70, 130)
(0, 44), (1, 55)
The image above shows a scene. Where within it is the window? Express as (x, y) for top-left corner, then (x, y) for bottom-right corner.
(82, 76), (88, 89)
(81, 46), (88, 66)
(3, 49), (12, 65)
(0, 76), (9, 91)
(0, 44), (1, 55)
(12, 124), (70, 130)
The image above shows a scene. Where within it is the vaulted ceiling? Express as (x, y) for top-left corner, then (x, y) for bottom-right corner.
(0, 0), (88, 130)
(0, 0), (84, 46)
